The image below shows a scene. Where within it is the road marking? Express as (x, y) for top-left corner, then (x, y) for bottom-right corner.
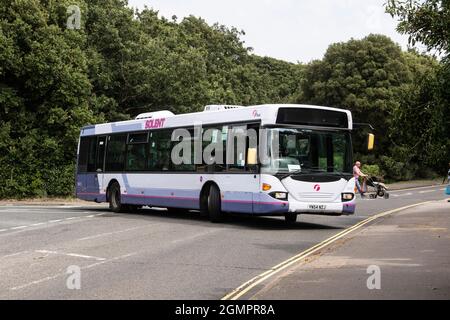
(10, 252), (137, 291)
(11, 275), (61, 291)
(390, 185), (444, 192)
(35, 250), (106, 261)
(9, 226), (28, 230)
(390, 192), (412, 197)
(0, 251), (29, 259)
(0, 213), (106, 234)
(84, 252), (137, 269)
(221, 201), (431, 300)
(30, 222), (46, 226)
(419, 190), (435, 194)
(76, 225), (155, 241)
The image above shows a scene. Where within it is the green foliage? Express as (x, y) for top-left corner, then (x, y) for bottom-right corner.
(0, 0), (300, 198)
(361, 164), (383, 180)
(386, 0), (450, 175)
(299, 34), (412, 155)
(379, 155), (419, 181)
(0, 0), (448, 198)
(386, 0), (450, 54)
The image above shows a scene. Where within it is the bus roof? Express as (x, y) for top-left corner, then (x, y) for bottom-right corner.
(80, 104), (352, 136)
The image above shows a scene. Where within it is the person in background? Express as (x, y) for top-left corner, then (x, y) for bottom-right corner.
(447, 163), (450, 184)
(443, 162), (450, 184)
(353, 161), (368, 197)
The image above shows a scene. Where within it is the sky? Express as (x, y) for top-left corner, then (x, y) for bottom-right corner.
(127, 0), (410, 63)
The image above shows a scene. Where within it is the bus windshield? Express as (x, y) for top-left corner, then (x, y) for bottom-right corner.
(262, 128), (353, 175)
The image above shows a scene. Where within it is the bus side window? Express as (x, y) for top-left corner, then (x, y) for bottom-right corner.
(226, 125), (248, 172)
(105, 134), (127, 172)
(198, 126), (226, 173)
(87, 137), (97, 172)
(77, 137), (90, 173)
(148, 130), (171, 171)
(126, 133), (148, 171)
(171, 129), (196, 172)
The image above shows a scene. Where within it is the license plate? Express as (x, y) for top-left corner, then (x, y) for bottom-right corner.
(308, 204), (326, 210)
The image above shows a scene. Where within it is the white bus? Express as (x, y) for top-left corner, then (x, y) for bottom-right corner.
(76, 104), (357, 222)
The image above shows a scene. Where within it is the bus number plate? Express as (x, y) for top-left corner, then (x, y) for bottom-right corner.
(308, 204), (326, 210)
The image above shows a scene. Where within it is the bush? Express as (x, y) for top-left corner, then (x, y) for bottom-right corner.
(379, 156), (419, 181)
(361, 164), (383, 180)
(42, 164), (76, 197)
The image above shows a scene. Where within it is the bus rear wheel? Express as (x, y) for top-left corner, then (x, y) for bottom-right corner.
(109, 182), (124, 213)
(208, 185), (223, 223)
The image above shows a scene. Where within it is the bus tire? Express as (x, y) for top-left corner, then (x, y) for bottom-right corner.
(208, 185), (223, 223)
(109, 182), (124, 213)
(284, 212), (297, 223)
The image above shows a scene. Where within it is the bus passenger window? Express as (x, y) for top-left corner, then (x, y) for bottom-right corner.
(105, 134), (127, 172)
(226, 125), (248, 172)
(87, 137), (97, 172)
(77, 137), (90, 172)
(148, 130), (172, 171)
(126, 143), (147, 171)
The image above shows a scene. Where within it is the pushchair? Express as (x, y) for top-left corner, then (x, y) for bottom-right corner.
(363, 176), (389, 199)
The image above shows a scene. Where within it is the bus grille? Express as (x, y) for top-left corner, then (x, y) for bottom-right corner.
(297, 192), (336, 202)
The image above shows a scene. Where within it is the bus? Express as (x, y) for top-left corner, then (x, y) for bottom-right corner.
(76, 104), (358, 223)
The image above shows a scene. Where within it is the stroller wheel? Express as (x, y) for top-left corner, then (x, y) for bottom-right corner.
(369, 194), (377, 199)
(377, 190), (385, 197)
(384, 193), (389, 199)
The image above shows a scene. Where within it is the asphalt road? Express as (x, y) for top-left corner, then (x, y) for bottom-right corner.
(0, 185), (447, 299)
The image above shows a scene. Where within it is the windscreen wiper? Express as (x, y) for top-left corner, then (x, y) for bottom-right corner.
(278, 167), (326, 180)
(278, 169), (303, 180)
(325, 167), (352, 179)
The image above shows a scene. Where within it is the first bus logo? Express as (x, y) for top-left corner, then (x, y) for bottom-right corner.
(145, 118), (166, 129)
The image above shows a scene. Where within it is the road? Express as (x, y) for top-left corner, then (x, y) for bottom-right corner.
(0, 185), (447, 299)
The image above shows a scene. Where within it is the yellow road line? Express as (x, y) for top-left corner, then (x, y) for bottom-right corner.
(221, 201), (431, 300)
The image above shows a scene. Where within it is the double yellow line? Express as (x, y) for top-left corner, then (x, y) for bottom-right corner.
(222, 201), (431, 300)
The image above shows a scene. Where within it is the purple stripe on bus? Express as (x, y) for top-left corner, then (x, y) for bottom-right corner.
(125, 194), (198, 201)
(342, 202), (356, 213)
(222, 199), (288, 205)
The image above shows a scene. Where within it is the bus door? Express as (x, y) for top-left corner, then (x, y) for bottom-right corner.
(223, 124), (260, 213)
(86, 136), (106, 196)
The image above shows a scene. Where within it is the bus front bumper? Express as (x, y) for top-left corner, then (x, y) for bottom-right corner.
(288, 200), (355, 215)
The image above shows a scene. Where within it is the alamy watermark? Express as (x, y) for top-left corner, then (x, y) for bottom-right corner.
(67, 5), (81, 30)
(366, 265), (381, 290)
(169, 125), (280, 168)
(66, 265), (81, 290)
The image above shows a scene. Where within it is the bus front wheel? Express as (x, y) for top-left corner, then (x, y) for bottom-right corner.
(208, 185), (223, 223)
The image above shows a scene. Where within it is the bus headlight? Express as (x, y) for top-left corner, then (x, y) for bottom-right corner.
(341, 193), (354, 202)
(270, 192), (288, 200)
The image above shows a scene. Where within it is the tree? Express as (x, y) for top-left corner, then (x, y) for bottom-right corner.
(386, 0), (450, 54)
(299, 34), (412, 156)
(386, 0), (450, 176)
(0, 0), (99, 197)
(0, 0), (302, 198)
